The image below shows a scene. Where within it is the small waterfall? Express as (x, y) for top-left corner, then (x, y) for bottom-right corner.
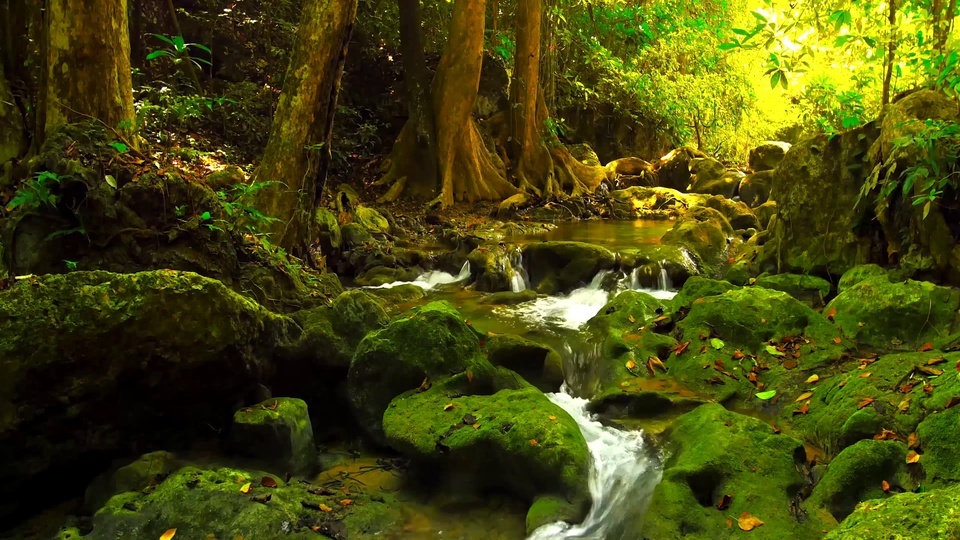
(528, 388), (662, 540)
(372, 261), (471, 290)
(657, 262), (672, 291)
(621, 263), (677, 301)
(510, 271), (613, 330)
(509, 247), (530, 293)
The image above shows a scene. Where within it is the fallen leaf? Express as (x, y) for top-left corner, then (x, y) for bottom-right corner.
(859, 372), (872, 378)
(898, 398), (911, 412)
(793, 403), (810, 415)
(833, 337), (842, 344)
(628, 314), (636, 323)
(946, 396), (960, 409)
(738, 512), (765, 531)
(240, 482), (251, 494)
(839, 379), (848, 388)
(928, 357), (947, 366)
(261, 476), (278, 488)
(826, 308), (837, 321)
(319, 504), (333, 512)
(900, 382), (917, 393)
(956, 359), (960, 371)
(906, 451), (921, 464)
(773, 424), (782, 434)
(472, 423), (480, 429)
(908, 433), (920, 449)
(920, 342), (934, 352)
(747, 372), (758, 383)
(916, 365), (943, 376)
(160, 530), (177, 540)
(806, 374), (820, 384)
(874, 429), (898, 441)
(467, 371), (475, 383)
(716, 493), (732, 510)
(756, 390), (777, 400)
(529, 439), (538, 446)
(714, 359), (726, 371)
(783, 359), (798, 370)
(548, 415), (557, 421)
(443, 403), (455, 411)
(726, 519), (733, 528)
(676, 341), (690, 355)
(796, 392), (814, 402)
(417, 378), (432, 392)
(626, 360), (637, 370)
(251, 493), (272, 504)
(765, 344), (785, 357)
(268, 400), (279, 411)
(340, 499), (353, 506)
(235, 477), (246, 483)
(733, 350), (745, 360)
(882, 480), (890, 492)
(711, 338), (725, 350)
(924, 384), (934, 394)
(857, 397), (874, 410)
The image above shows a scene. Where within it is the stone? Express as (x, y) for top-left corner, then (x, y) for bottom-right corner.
(485, 334), (564, 391)
(915, 407), (960, 487)
(83, 451), (180, 513)
(231, 397), (316, 476)
(824, 483), (960, 539)
(661, 206), (733, 278)
(739, 170), (774, 207)
(341, 223), (373, 249)
(753, 273), (832, 307)
(836, 264), (894, 294)
(620, 244), (699, 288)
(654, 146), (707, 191)
(468, 245), (526, 293)
(354, 206), (390, 235)
(315, 208), (342, 251)
(749, 141), (791, 172)
(753, 200), (778, 230)
(478, 289), (538, 305)
(699, 195), (759, 231)
(522, 241), (616, 295)
(203, 165), (245, 191)
(363, 283), (427, 305)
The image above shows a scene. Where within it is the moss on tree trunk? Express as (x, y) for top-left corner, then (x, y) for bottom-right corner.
(253, 0), (358, 254)
(42, 0), (136, 138)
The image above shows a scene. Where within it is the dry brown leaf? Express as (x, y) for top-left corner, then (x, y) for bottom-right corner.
(857, 397), (875, 410)
(240, 482), (251, 494)
(626, 360), (637, 370)
(160, 530), (177, 540)
(908, 433), (920, 449)
(340, 499), (353, 506)
(733, 350), (746, 360)
(529, 439), (539, 446)
(467, 371), (475, 383)
(826, 308), (837, 321)
(882, 480), (890, 492)
(793, 403), (810, 415)
(874, 429), (899, 441)
(443, 403), (455, 411)
(906, 451), (921, 464)
(726, 519), (733, 528)
(319, 504), (333, 512)
(795, 392), (814, 402)
(676, 341), (690, 356)
(806, 374), (820, 384)
(928, 357), (947, 366)
(716, 493), (732, 510)
(920, 342), (934, 352)
(833, 337), (842, 344)
(946, 396), (960, 409)
(924, 384), (935, 394)
(916, 365), (943, 376)
(738, 512), (765, 531)
(650, 357), (667, 373)
(628, 314), (636, 323)
(261, 476), (278, 488)
(839, 379), (848, 388)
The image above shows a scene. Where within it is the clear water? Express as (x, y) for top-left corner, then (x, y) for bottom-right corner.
(508, 219), (674, 251)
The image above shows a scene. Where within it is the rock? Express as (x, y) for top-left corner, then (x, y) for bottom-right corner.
(315, 208), (342, 251)
(498, 192), (533, 217)
(231, 398), (316, 476)
(654, 146), (707, 191)
(620, 244), (699, 288)
(688, 158), (742, 198)
(478, 289), (538, 305)
(826, 276), (960, 350)
(568, 143), (602, 167)
(204, 165), (245, 191)
(765, 123), (878, 276)
(699, 195), (759, 231)
(85, 465), (400, 539)
(806, 440), (911, 522)
(468, 245), (527, 292)
(823, 483), (960, 540)
(485, 334), (564, 391)
(608, 186), (690, 219)
(354, 265), (421, 286)
(749, 141), (791, 172)
(364, 283), (427, 305)
(348, 302), (496, 444)
(669, 276), (737, 310)
(739, 170), (774, 207)
(522, 241), (616, 295)
(916, 406), (960, 487)
(661, 207), (733, 278)
(639, 404), (828, 539)
(383, 372), (590, 529)
(354, 206), (391, 235)
(83, 451), (180, 513)
(753, 200), (778, 230)
(836, 263), (895, 294)
(753, 273), (832, 307)
(341, 223), (373, 249)
(0, 271), (294, 522)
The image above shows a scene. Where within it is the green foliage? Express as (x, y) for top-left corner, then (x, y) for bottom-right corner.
(5, 171), (65, 212)
(211, 181), (281, 238)
(146, 34), (213, 72)
(135, 84), (234, 144)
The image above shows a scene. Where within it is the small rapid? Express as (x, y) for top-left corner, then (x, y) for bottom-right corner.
(373, 260), (472, 290)
(528, 389), (661, 540)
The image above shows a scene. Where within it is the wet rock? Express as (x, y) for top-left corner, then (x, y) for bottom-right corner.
(568, 143), (602, 167)
(806, 440), (912, 523)
(83, 451), (180, 513)
(354, 206), (391, 235)
(468, 245), (526, 293)
(654, 146), (708, 191)
(478, 289), (538, 305)
(383, 372), (590, 530)
(354, 265), (422, 286)
(204, 165), (245, 191)
(620, 244), (700, 288)
(315, 208), (342, 251)
(661, 206), (733, 278)
(836, 263), (895, 294)
(916, 406), (960, 486)
(749, 141), (791, 172)
(700, 195), (759, 231)
(826, 276), (960, 350)
(753, 273), (832, 307)
(689, 158), (742, 199)
(522, 241), (616, 295)
(85, 465), (399, 539)
(639, 404), (828, 539)
(485, 334), (564, 391)
(608, 186), (689, 219)
(341, 223), (373, 249)
(669, 276), (737, 310)
(0, 270), (295, 523)
(753, 200), (778, 230)
(364, 283), (427, 305)
(824, 483), (960, 539)
(231, 398), (316, 476)
(348, 302), (496, 444)
(738, 170), (774, 207)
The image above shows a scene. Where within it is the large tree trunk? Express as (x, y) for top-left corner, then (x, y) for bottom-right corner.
(397, 0), (438, 199)
(379, 0), (517, 207)
(506, 0), (605, 200)
(253, 0), (358, 254)
(0, 61), (26, 164)
(42, 0), (136, 140)
(881, 0), (896, 106)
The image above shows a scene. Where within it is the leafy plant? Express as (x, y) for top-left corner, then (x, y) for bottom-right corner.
(5, 171), (66, 212)
(147, 34), (213, 71)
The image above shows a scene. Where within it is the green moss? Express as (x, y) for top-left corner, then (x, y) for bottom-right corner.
(468, 245), (524, 292)
(363, 283), (427, 305)
(53, 527), (82, 540)
(284, 290), (389, 370)
(88, 465), (399, 539)
(824, 483), (960, 540)
(231, 397), (315, 475)
(84, 451), (180, 513)
(836, 264), (893, 294)
(479, 290), (538, 305)
(486, 334), (564, 391)
(916, 407), (960, 487)
(661, 207), (733, 278)
(354, 206), (390, 234)
(620, 244), (700, 287)
(341, 223), (373, 248)
(668, 276), (736, 310)
(753, 273), (832, 307)
(526, 494), (581, 534)
(314, 207), (342, 250)
(806, 440), (912, 523)
(522, 241), (616, 294)
(639, 404), (828, 539)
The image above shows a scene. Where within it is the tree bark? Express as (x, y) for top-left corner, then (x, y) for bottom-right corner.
(379, 0), (517, 207)
(42, 0), (136, 139)
(882, 0), (896, 106)
(253, 0), (358, 254)
(0, 61), (26, 164)
(397, 0), (438, 198)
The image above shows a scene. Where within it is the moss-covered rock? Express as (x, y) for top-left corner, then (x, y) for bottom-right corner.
(609, 186), (691, 219)
(826, 276), (960, 350)
(85, 465), (400, 539)
(753, 200), (778, 230)
(823, 483), (960, 540)
(620, 244), (699, 288)
(0, 270), (295, 522)
(354, 206), (391, 235)
(354, 265), (422, 287)
(669, 276), (737, 310)
(231, 398), (316, 476)
(478, 289), (538, 305)
(383, 372), (590, 528)
(806, 440), (912, 523)
(739, 171), (774, 207)
(689, 158), (742, 199)
(468, 245), (526, 292)
(363, 283), (427, 305)
(639, 404), (827, 539)
(315, 207), (342, 251)
(522, 241), (616, 294)
(750, 141), (791, 172)
(348, 302), (497, 444)
(486, 334), (564, 391)
(699, 195), (759, 231)
(341, 222), (373, 249)
(836, 264), (894, 294)
(915, 407), (960, 487)
(204, 165), (245, 191)
(661, 207), (733, 278)
(83, 451), (180, 513)
(753, 273), (832, 307)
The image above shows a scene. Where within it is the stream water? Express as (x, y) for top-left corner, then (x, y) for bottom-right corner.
(366, 220), (677, 538)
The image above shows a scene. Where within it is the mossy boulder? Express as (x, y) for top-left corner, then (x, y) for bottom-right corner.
(230, 398), (316, 476)
(823, 483), (960, 540)
(85, 465), (400, 539)
(806, 440), (912, 523)
(639, 404), (827, 539)
(654, 146), (706, 191)
(522, 241), (616, 294)
(753, 273), (832, 307)
(689, 159), (742, 199)
(609, 186), (691, 219)
(354, 265), (422, 287)
(354, 206), (390, 235)
(341, 223), (373, 249)
(363, 283), (427, 305)
(0, 270), (294, 522)
(347, 302), (497, 444)
(468, 245), (526, 292)
(836, 263), (896, 294)
(204, 165), (245, 191)
(661, 207), (733, 278)
(749, 141), (791, 172)
(753, 200), (778, 230)
(620, 244), (699, 288)
(478, 289), (538, 305)
(699, 195), (759, 231)
(315, 208), (342, 251)
(486, 334), (564, 391)
(383, 372), (590, 531)
(915, 407), (960, 487)
(826, 276), (960, 351)
(83, 451), (180, 513)
(669, 276), (737, 310)
(739, 171), (774, 207)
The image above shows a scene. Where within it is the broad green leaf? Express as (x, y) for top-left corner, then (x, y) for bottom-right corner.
(109, 142), (128, 153)
(146, 50), (168, 61)
(765, 345), (785, 357)
(923, 201), (932, 219)
(190, 43), (212, 55)
(104, 175), (117, 189)
(718, 42), (740, 51)
(151, 34), (176, 47)
(173, 36), (186, 50)
(770, 71), (781, 89)
(756, 390), (777, 400)
(710, 338), (725, 350)
(835, 35), (853, 47)
(201, 211), (212, 221)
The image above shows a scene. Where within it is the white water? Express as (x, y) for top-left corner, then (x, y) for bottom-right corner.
(528, 389), (662, 540)
(510, 271), (616, 330)
(508, 247), (531, 293)
(371, 261), (471, 290)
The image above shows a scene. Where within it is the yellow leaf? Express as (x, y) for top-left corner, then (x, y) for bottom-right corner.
(240, 482), (251, 494)
(906, 451), (921, 464)
(805, 374), (819, 384)
(443, 403), (455, 411)
(548, 415), (557, 421)
(628, 314), (636, 323)
(160, 530), (177, 540)
(529, 439), (539, 446)
(626, 360), (637, 370)
(795, 391), (814, 402)
(319, 504), (333, 512)
(340, 499), (353, 506)
(738, 512), (764, 531)
(472, 423), (480, 429)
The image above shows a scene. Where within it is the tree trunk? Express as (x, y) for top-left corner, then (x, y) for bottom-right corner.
(0, 61), (26, 164)
(397, 0), (438, 198)
(882, 0), (896, 106)
(253, 0), (358, 254)
(379, 0), (517, 207)
(42, 0), (136, 139)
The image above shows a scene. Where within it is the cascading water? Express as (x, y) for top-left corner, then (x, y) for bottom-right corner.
(509, 247), (530, 293)
(510, 271), (614, 330)
(528, 388), (662, 540)
(372, 260), (471, 290)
